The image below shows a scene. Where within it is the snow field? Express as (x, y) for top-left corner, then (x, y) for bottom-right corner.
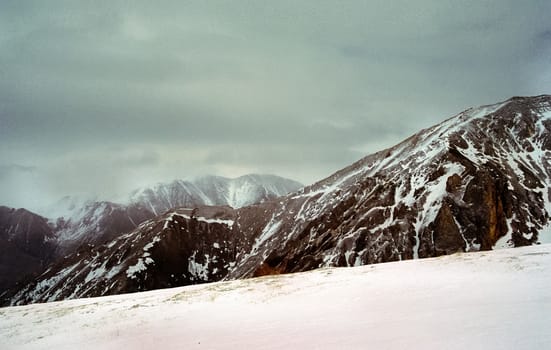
(1, 244), (550, 350)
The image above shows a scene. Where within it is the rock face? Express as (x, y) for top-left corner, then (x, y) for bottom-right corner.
(0, 207), (56, 291)
(5, 95), (551, 306)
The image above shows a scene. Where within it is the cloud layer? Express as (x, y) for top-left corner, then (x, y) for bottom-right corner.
(1, 1), (550, 210)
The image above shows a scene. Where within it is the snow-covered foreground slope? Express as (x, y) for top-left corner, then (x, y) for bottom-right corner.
(2, 244), (550, 350)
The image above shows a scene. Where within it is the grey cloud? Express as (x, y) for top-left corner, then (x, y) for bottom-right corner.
(112, 150), (161, 167)
(0, 1), (549, 209)
(0, 164), (36, 179)
(0, 163), (41, 210)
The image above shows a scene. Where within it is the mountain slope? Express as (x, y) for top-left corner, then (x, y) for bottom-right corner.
(128, 174), (303, 215)
(0, 207), (57, 291)
(5, 95), (551, 305)
(53, 201), (155, 254)
(3, 205), (274, 304)
(1, 244), (550, 350)
(0, 175), (301, 302)
(228, 95), (551, 278)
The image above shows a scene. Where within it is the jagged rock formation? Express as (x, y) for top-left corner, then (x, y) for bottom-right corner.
(0, 207), (56, 291)
(4, 95), (551, 306)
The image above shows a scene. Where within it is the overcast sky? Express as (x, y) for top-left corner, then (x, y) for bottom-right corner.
(1, 0), (550, 211)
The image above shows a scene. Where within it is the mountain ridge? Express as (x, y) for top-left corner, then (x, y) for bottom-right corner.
(0, 174), (302, 300)
(128, 174), (303, 215)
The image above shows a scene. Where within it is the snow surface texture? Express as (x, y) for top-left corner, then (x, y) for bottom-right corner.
(1, 244), (550, 350)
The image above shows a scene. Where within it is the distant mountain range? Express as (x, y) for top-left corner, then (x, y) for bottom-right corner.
(127, 174), (304, 216)
(0, 174), (302, 296)
(3, 95), (551, 306)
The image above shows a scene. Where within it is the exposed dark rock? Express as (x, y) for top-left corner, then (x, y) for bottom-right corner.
(0, 207), (57, 292)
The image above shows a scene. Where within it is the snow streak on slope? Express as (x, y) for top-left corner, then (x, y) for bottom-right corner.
(1, 244), (550, 350)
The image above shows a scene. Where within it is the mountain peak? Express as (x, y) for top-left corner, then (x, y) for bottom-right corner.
(128, 174), (303, 214)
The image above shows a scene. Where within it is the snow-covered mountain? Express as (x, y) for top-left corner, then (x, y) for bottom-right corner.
(0, 174), (301, 298)
(0, 201), (155, 296)
(53, 201), (154, 252)
(2, 244), (550, 350)
(36, 195), (97, 224)
(5, 95), (551, 305)
(128, 174), (303, 215)
(48, 174), (301, 250)
(3, 207), (241, 303)
(33, 174), (301, 251)
(226, 95), (551, 278)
